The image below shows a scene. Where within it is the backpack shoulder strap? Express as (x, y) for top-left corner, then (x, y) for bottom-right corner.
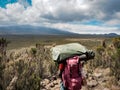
(78, 56), (82, 76)
(67, 56), (82, 77)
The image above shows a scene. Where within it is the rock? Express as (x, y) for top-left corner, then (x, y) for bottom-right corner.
(111, 85), (120, 90)
(87, 73), (92, 77)
(93, 84), (104, 90)
(94, 88), (103, 90)
(41, 79), (50, 87)
(56, 78), (61, 83)
(103, 88), (110, 90)
(44, 79), (50, 84)
(45, 82), (55, 89)
(88, 76), (93, 80)
(94, 68), (110, 77)
(88, 76), (96, 81)
(87, 80), (98, 88)
(51, 84), (60, 90)
(118, 80), (120, 86)
(81, 86), (89, 90)
(94, 72), (102, 78)
(41, 78), (61, 90)
(103, 68), (110, 76)
(45, 84), (51, 89)
(53, 80), (58, 85)
(52, 76), (57, 80)
(48, 83), (55, 88)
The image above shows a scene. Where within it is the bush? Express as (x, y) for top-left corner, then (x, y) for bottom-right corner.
(96, 46), (105, 55)
(15, 59), (41, 90)
(110, 48), (120, 82)
(0, 38), (9, 90)
(112, 37), (120, 48)
(49, 61), (58, 75)
(30, 48), (37, 56)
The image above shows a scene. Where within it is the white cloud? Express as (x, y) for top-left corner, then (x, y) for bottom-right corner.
(0, 0), (120, 23)
(18, 0), (30, 7)
(105, 19), (120, 26)
(44, 23), (120, 34)
(104, 12), (120, 26)
(0, 0), (120, 34)
(115, 12), (120, 19)
(0, 3), (25, 24)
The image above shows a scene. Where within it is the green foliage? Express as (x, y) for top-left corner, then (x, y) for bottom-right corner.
(15, 59), (41, 90)
(30, 48), (37, 56)
(0, 38), (10, 90)
(110, 48), (120, 83)
(14, 44), (58, 90)
(15, 60), (25, 75)
(117, 48), (120, 55)
(96, 46), (105, 55)
(112, 37), (120, 48)
(0, 38), (10, 47)
(0, 61), (5, 89)
(49, 62), (58, 75)
(16, 71), (41, 90)
(111, 38), (120, 82)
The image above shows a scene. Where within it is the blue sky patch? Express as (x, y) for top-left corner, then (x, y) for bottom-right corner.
(0, 0), (32, 8)
(0, 0), (17, 8)
(83, 20), (103, 26)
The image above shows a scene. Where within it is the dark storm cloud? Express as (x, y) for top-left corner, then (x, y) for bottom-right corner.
(40, 0), (120, 22)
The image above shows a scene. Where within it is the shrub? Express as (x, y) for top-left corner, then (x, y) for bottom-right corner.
(0, 38), (9, 90)
(112, 37), (120, 48)
(110, 48), (120, 82)
(96, 46), (105, 55)
(49, 61), (58, 75)
(30, 48), (37, 56)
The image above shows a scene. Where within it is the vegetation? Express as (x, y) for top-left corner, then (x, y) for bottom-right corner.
(110, 38), (120, 83)
(88, 37), (120, 85)
(0, 38), (10, 90)
(113, 37), (120, 48)
(2, 40), (58, 90)
(0, 36), (119, 90)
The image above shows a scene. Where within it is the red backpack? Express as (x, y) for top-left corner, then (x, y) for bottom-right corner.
(62, 56), (83, 90)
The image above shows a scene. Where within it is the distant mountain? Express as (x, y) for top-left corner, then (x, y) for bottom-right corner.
(106, 33), (119, 37)
(0, 25), (119, 37)
(0, 25), (75, 35)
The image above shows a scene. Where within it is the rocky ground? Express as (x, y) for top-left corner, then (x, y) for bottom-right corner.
(40, 68), (120, 90)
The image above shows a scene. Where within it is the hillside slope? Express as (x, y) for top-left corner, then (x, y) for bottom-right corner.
(0, 25), (74, 35)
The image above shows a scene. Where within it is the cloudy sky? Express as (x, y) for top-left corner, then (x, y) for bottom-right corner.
(0, 0), (120, 34)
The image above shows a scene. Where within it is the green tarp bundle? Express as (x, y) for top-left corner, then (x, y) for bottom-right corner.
(51, 43), (91, 63)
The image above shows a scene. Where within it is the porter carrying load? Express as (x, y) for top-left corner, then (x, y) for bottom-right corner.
(51, 43), (95, 63)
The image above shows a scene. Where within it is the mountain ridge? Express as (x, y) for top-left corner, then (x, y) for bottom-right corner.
(0, 25), (75, 35)
(0, 25), (119, 37)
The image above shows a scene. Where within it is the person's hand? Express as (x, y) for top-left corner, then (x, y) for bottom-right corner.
(58, 69), (62, 78)
(81, 78), (87, 86)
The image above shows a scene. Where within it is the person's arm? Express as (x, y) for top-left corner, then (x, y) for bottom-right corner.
(58, 63), (64, 79)
(82, 77), (87, 86)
